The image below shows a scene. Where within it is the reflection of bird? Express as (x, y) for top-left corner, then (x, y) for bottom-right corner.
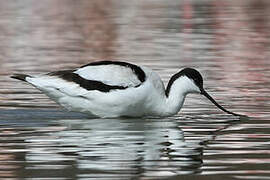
(11, 61), (240, 118)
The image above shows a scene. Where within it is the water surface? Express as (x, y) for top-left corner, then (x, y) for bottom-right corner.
(0, 0), (270, 179)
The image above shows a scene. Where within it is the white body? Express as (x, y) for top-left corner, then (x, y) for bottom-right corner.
(23, 64), (200, 118)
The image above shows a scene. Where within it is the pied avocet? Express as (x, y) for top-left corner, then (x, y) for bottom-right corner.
(11, 61), (241, 118)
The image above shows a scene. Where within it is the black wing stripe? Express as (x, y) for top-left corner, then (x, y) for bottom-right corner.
(49, 70), (128, 92)
(80, 61), (146, 83)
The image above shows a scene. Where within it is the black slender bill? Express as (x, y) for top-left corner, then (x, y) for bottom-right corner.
(11, 74), (31, 82)
(200, 89), (242, 116)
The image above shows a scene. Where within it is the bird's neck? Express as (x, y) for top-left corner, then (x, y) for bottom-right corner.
(162, 76), (193, 116)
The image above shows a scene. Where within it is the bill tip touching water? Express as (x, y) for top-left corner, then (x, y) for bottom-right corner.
(11, 60), (245, 118)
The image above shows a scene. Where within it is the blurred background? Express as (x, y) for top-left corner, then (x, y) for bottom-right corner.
(0, 0), (270, 179)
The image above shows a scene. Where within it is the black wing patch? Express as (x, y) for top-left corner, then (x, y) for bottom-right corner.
(48, 70), (128, 92)
(80, 61), (146, 83)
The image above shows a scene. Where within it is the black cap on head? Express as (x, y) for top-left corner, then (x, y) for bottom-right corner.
(165, 68), (203, 96)
(179, 68), (203, 89)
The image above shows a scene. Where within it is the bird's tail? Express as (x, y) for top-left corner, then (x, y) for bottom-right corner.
(11, 74), (31, 82)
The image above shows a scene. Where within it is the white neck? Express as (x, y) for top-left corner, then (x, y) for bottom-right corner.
(159, 76), (199, 116)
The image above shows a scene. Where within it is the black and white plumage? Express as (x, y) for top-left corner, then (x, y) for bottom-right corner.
(11, 61), (241, 118)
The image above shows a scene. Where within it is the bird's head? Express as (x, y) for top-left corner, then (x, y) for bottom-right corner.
(166, 68), (241, 116)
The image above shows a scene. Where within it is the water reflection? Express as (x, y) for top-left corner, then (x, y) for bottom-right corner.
(0, 108), (249, 179)
(0, 109), (205, 179)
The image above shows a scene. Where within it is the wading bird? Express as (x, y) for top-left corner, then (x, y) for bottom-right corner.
(11, 61), (241, 118)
